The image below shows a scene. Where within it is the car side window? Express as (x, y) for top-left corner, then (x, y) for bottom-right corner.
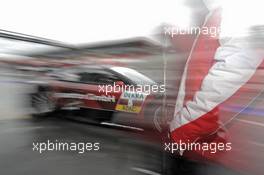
(78, 72), (96, 83)
(95, 74), (119, 85)
(77, 72), (120, 85)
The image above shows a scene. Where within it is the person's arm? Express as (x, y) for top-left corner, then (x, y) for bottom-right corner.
(170, 36), (263, 144)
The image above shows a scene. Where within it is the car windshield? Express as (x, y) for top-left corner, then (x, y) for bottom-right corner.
(110, 66), (156, 85)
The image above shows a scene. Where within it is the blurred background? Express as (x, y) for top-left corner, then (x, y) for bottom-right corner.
(0, 0), (263, 175)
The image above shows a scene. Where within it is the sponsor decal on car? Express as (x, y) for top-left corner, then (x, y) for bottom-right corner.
(54, 93), (115, 102)
(115, 91), (147, 113)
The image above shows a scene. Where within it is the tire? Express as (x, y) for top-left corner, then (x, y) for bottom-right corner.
(31, 90), (55, 117)
(143, 104), (163, 131)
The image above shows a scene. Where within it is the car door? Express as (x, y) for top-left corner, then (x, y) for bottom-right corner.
(77, 71), (123, 111)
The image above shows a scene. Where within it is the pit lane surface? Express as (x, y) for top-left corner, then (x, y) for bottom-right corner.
(0, 116), (163, 175)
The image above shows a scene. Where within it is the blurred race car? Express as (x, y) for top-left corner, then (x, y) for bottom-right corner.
(30, 65), (165, 129)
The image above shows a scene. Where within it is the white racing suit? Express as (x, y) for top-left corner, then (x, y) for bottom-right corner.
(169, 1), (264, 158)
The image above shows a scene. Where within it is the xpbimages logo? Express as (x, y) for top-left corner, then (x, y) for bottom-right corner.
(32, 140), (100, 154)
(164, 141), (232, 154)
(164, 26), (221, 38)
(98, 82), (165, 95)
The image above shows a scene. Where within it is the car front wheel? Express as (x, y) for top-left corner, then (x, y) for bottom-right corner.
(31, 90), (55, 117)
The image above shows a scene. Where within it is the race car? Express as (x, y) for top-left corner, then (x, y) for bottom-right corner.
(30, 65), (165, 129)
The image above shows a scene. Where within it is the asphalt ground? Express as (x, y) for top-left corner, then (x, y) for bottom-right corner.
(0, 115), (165, 175)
